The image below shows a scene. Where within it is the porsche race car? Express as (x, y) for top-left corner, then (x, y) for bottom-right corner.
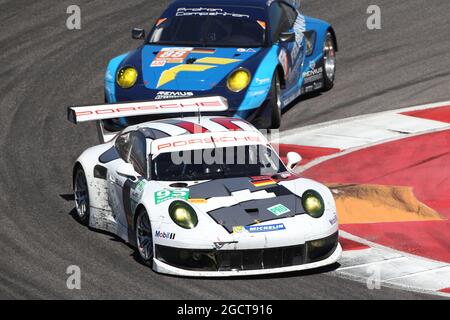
(105, 0), (337, 130)
(68, 97), (341, 277)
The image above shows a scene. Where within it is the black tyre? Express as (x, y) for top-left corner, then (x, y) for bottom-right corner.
(135, 208), (154, 267)
(322, 31), (336, 92)
(74, 167), (90, 226)
(269, 73), (282, 129)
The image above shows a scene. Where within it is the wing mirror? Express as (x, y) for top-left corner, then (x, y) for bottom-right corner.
(116, 163), (138, 181)
(279, 31), (296, 43)
(132, 28), (145, 40)
(286, 152), (302, 170)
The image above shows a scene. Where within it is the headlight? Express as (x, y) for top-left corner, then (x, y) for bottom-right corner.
(169, 201), (198, 229)
(227, 68), (251, 92)
(302, 190), (325, 218)
(116, 66), (138, 89)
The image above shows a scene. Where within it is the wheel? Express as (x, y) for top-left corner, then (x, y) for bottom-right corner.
(135, 208), (154, 267)
(74, 167), (90, 225)
(322, 31), (336, 92)
(270, 72), (282, 129)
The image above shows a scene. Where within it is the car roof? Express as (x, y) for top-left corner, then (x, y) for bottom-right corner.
(170, 0), (270, 9)
(171, 0), (300, 8)
(125, 116), (261, 140)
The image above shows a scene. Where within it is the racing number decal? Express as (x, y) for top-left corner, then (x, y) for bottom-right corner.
(154, 189), (189, 204)
(155, 48), (192, 64)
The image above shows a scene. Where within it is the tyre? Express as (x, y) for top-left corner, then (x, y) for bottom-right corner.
(135, 208), (154, 267)
(322, 31), (336, 92)
(74, 167), (90, 226)
(269, 72), (282, 129)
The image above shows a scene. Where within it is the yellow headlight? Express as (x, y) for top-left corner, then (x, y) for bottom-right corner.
(302, 190), (325, 218)
(169, 201), (198, 229)
(116, 67), (138, 89)
(227, 69), (251, 92)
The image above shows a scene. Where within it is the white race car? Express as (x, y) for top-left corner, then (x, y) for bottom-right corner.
(68, 97), (341, 277)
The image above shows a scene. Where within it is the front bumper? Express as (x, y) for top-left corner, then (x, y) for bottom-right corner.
(152, 232), (340, 277)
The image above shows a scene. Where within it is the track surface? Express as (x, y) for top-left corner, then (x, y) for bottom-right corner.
(1, 0), (449, 299)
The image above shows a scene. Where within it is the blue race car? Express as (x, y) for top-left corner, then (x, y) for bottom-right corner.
(105, 0), (337, 129)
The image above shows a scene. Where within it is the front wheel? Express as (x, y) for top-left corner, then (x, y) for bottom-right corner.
(135, 208), (154, 267)
(74, 167), (90, 226)
(269, 73), (282, 129)
(322, 31), (336, 92)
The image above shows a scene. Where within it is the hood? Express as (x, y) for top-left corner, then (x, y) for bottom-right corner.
(141, 45), (261, 91)
(182, 176), (305, 233)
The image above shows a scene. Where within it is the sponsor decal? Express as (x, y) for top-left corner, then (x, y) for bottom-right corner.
(232, 226), (245, 234)
(248, 89), (268, 97)
(188, 198), (208, 204)
(255, 77), (271, 85)
(155, 47), (193, 64)
(155, 134), (262, 151)
(155, 230), (176, 240)
(267, 204), (291, 216)
(245, 223), (286, 233)
(313, 82), (323, 90)
(303, 67), (323, 84)
(176, 8), (250, 18)
(155, 91), (194, 100)
(290, 15), (306, 62)
(131, 180), (146, 201)
(329, 215), (338, 225)
(72, 96), (227, 122)
(154, 189), (189, 204)
(136, 180), (146, 192)
(237, 48), (256, 53)
(151, 60), (166, 67)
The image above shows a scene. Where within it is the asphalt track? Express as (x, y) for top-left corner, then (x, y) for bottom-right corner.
(1, 0), (449, 299)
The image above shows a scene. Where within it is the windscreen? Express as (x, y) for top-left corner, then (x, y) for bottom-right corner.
(151, 145), (286, 181)
(150, 7), (267, 48)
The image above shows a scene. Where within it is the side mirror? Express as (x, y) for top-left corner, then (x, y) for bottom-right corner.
(286, 152), (302, 170)
(132, 28), (145, 40)
(279, 31), (296, 43)
(116, 163), (138, 181)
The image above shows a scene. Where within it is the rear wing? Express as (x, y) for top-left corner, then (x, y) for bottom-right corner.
(67, 96), (228, 124)
(67, 96), (228, 142)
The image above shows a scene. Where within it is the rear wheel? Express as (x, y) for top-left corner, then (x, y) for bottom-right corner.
(135, 208), (154, 267)
(322, 32), (336, 91)
(74, 167), (90, 225)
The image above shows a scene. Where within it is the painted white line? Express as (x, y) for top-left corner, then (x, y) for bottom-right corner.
(280, 105), (449, 150)
(338, 231), (450, 296)
(384, 265), (450, 281)
(280, 100), (450, 142)
(337, 256), (407, 271)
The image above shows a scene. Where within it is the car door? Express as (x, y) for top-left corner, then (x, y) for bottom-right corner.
(269, 1), (305, 90)
(107, 131), (134, 229)
(108, 131), (147, 234)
